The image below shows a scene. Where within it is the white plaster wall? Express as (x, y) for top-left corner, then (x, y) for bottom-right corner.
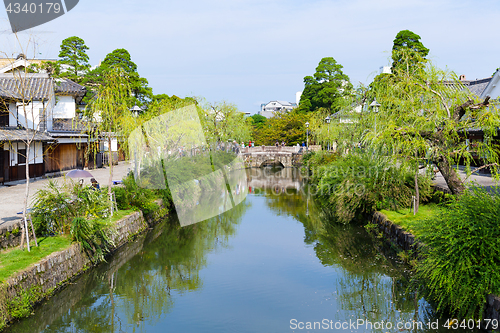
(15, 101), (48, 130)
(8, 103), (16, 127)
(52, 95), (76, 119)
(102, 139), (118, 152)
(9, 143), (17, 166)
(8, 142), (43, 165)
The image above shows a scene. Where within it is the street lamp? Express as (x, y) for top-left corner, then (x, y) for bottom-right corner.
(305, 121), (309, 151)
(325, 116), (331, 151)
(369, 99), (380, 134)
(130, 105), (142, 117)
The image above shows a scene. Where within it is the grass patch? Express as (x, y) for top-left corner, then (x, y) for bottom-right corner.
(0, 235), (72, 283)
(93, 209), (136, 225)
(380, 203), (443, 234)
(0, 210), (136, 284)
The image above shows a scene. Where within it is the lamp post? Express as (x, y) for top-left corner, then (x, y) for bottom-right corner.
(369, 99), (380, 134)
(305, 121), (309, 151)
(325, 116), (331, 151)
(130, 105), (142, 117)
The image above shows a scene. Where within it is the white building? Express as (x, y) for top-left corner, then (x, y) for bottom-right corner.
(259, 100), (297, 118)
(0, 56), (90, 183)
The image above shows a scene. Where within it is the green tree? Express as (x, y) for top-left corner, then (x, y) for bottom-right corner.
(251, 111), (309, 146)
(297, 57), (352, 113)
(199, 100), (251, 145)
(369, 50), (500, 195)
(58, 36), (90, 83)
(83, 48), (152, 105)
(249, 114), (266, 127)
(84, 66), (131, 215)
(391, 29), (429, 72)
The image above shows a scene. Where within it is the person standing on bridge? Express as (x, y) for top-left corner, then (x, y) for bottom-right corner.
(275, 140), (279, 147)
(281, 141), (285, 147)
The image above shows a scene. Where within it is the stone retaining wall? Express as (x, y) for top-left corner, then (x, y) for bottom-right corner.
(0, 210), (153, 330)
(0, 220), (22, 249)
(371, 211), (500, 330)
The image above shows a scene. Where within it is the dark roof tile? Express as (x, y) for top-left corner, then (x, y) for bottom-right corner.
(0, 74), (53, 100)
(0, 127), (54, 142)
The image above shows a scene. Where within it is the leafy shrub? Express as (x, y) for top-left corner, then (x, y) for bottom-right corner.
(411, 186), (500, 319)
(70, 217), (115, 262)
(428, 189), (455, 205)
(31, 180), (109, 235)
(31, 180), (74, 235)
(312, 151), (432, 224)
(70, 183), (109, 218)
(303, 150), (340, 168)
(114, 173), (160, 215)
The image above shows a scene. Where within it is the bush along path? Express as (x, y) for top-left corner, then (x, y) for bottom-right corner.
(0, 173), (172, 331)
(370, 186), (500, 327)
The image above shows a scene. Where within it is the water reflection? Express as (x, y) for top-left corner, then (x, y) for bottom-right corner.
(6, 167), (479, 333)
(6, 202), (248, 333)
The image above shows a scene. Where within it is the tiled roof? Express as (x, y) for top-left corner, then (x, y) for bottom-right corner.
(54, 79), (86, 103)
(0, 127), (54, 142)
(0, 74), (53, 100)
(439, 77), (492, 97)
(0, 75), (86, 104)
(465, 78), (492, 96)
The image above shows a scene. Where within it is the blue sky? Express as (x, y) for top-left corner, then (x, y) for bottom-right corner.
(1, 0), (499, 113)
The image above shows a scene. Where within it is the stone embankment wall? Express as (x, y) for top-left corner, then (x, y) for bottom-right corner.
(371, 211), (500, 330)
(0, 208), (164, 330)
(0, 221), (22, 249)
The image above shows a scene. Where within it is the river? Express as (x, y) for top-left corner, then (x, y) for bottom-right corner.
(6, 168), (478, 333)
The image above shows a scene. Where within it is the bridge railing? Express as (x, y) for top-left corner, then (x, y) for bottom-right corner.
(240, 146), (302, 154)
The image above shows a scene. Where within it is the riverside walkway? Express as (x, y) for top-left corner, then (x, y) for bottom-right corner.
(0, 162), (132, 229)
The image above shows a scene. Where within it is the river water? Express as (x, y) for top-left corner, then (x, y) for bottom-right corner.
(6, 168), (478, 333)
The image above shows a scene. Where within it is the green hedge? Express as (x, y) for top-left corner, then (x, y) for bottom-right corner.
(411, 186), (500, 319)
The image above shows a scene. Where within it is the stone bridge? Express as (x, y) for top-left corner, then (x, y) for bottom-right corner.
(239, 146), (304, 168)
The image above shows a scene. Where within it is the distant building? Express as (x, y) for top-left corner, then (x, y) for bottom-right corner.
(296, 91), (302, 105)
(259, 101), (297, 118)
(380, 66), (391, 74)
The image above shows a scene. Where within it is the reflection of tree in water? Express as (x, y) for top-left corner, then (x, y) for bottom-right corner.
(264, 188), (420, 332)
(114, 203), (249, 331)
(21, 202), (249, 333)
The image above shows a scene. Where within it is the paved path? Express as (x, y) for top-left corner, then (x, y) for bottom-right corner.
(0, 162), (133, 228)
(433, 166), (499, 193)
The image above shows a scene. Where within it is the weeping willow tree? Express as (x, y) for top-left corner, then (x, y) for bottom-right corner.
(85, 66), (130, 216)
(367, 49), (500, 197)
(315, 49), (499, 205)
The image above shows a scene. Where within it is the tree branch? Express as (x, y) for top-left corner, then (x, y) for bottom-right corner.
(453, 96), (490, 122)
(464, 163), (499, 181)
(416, 82), (451, 117)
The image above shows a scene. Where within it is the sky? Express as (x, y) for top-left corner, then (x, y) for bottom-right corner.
(1, 0), (500, 114)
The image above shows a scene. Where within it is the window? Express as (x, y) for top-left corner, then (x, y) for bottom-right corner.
(18, 149), (26, 164)
(0, 106), (8, 127)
